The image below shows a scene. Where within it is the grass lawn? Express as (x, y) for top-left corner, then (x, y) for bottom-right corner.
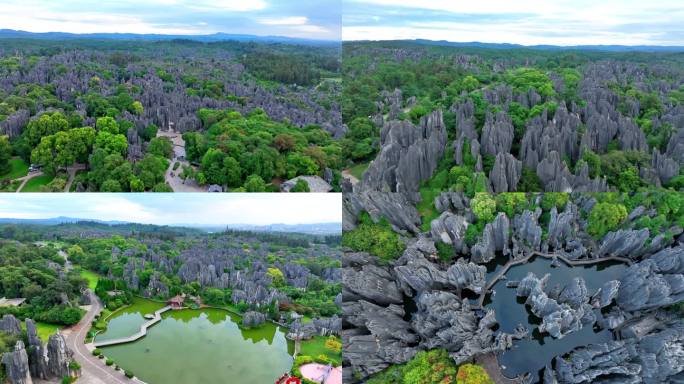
(80, 269), (100, 290)
(348, 161), (369, 180)
(300, 336), (341, 365)
(21, 321), (61, 342)
(0, 158), (29, 180)
(416, 168), (449, 232)
(112, 297), (166, 319)
(20, 175), (54, 192)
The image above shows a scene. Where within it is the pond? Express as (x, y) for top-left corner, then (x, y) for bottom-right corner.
(97, 299), (294, 384)
(483, 255), (627, 382)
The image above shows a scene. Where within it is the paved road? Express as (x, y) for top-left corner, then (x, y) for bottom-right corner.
(157, 129), (206, 192)
(341, 169), (360, 185)
(64, 291), (140, 384)
(64, 164), (86, 192)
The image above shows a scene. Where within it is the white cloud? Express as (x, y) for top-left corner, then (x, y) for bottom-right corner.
(260, 16), (309, 26)
(294, 25), (330, 34)
(344, 0), (684, 45)
(190, 0), (267, 12)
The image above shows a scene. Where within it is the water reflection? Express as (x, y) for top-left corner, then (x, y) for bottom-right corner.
(98, 300), (293, 384)
(485, 256), (627, 381)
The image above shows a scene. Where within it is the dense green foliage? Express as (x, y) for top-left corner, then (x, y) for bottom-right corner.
(184, 108), (341, 190)
(0, 38), (341, 192)
(342, 212), (406, 262)
(366, 349), (493, 384)
(0, 241), (86, 325)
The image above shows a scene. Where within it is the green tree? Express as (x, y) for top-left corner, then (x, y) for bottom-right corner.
(96, 117), (119, 134)
(0, 135), (11, 174)
(26, 112), (69, 146)
(243, 174), (266, 192)
(342, 213), (405, 262)
(290, 179), (310, 192)
(587, 202), (628, 238)
(94, 131), (128, 156)
(471, 193), (497, 223)
(148, 137), (173, 158)
(142, 124), (158, 141)
(131, 101), (144, 115)
(135, 155), (168, 189)
(101, 179), (122, 192)
(266, 267), (285, 287)
(222, 156), (242, 188)
(129, 177), (145, 192)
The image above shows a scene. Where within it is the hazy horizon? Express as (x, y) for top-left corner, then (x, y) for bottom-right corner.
(0, 194), (342, 226)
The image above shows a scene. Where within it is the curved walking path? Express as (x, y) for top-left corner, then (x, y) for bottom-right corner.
(64, 164), (86, 192)
(13, 170), (43, 192)
(476, 251), (632, 307)
(341, 169), (359, 185)
(93, 306), (172, 347)
(64, 291), (145, 384)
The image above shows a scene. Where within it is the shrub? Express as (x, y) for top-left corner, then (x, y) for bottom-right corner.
(435, 242), (455, 263)
(456, 363), (495, 384)
(587, 202), (628, 238)
(106, 359), (114, 366)
(92, 349), (101, 356)
(325, 336), (342, 353)
(125, 371), (134, 379)
(342, 212), (405, 262)
(471, 193), (497, 223)
(540, 192), (569, 212)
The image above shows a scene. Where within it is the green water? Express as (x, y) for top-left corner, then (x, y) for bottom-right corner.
(97, 300), (294, 384)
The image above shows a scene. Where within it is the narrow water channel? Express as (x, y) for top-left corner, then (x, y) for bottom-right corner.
(483, 255), (627, 382)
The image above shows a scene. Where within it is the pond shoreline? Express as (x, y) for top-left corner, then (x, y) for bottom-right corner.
(476, 251), (632, 307)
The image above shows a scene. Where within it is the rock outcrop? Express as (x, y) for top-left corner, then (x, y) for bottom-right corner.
(360, 110), (448, 202)
(241, 311), (266, 328)
(616, 246), (684, 311)
(548, 320), (684, 384)
(25, 319), (48, 380)
(0, 314), (22, 336)
(1, 341), (32, 384)
(46, 333), (72, 379)
(471, 213), (510, 263)
(516, 273), (594, 339)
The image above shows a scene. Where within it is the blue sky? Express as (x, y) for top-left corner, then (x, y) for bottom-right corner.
(0, 194), (341, 226)
(343, 0), (684, 46)
(0, 0), (341, 40)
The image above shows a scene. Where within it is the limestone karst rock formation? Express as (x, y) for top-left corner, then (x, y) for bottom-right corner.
(1, 341), (32, 384)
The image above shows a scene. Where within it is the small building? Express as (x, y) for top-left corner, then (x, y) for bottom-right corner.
(0, 297), (26, 307)
(168, 295), (185, 309)
(106, 290), (124, 297)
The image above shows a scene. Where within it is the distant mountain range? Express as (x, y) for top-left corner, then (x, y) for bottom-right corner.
(0, 216), (130, 226)
(0, 217), (340, 235)
(358, 39), (684, 53)
(0, 29), (338, 46)
(223, 223), (341, 235)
